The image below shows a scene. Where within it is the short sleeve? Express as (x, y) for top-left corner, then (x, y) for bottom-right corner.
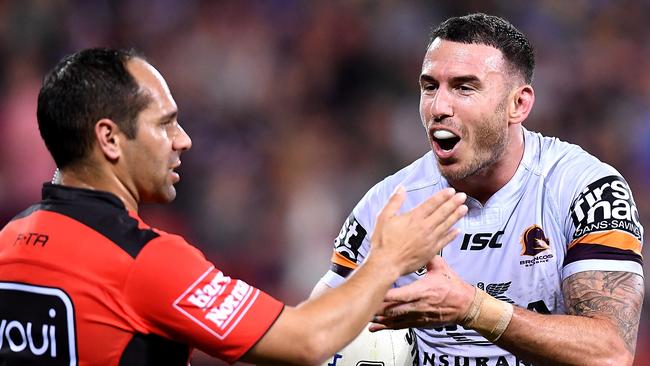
(322, 179), (395, 287)
(123, 235), (284, 363)
(561, 170), (644, 279)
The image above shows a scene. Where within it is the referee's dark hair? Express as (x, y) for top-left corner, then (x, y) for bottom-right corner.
(429, 13), (535, 84)
(37, 48), (151, 169)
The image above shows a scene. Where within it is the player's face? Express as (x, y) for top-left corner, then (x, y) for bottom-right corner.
(123, 58), (192, 204)
(419, 39), (512, 182)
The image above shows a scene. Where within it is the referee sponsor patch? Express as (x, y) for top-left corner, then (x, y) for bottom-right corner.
(174, 267), (258, 340)
(0, 282), (77, 365)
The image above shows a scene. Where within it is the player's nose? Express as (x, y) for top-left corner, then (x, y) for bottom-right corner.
(429, 87), (453, 122)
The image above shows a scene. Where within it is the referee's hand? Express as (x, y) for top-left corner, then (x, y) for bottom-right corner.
(369, 186), (467, 276)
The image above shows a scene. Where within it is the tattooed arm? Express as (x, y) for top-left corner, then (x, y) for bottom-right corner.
(563, 271), (644, 354)
(495, 270), (644, 365)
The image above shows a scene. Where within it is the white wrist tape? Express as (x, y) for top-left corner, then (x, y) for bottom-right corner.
(459, 287), (514, 342)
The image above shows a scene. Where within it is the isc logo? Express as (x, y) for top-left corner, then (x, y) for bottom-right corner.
(459, 231), (504, 250)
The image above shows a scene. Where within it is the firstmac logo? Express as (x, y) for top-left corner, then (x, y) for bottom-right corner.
(570, 175), (642, 240)
(174, 267), (258, 339)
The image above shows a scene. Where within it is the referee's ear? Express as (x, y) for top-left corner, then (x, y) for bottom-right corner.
(95, 118), (123, 162)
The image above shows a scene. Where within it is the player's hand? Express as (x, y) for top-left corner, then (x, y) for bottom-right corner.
(369, 186), (467, 276)
(368, 255), (475, 331)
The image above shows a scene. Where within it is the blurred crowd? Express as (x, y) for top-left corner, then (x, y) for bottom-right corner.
(1, 0), (648, 364)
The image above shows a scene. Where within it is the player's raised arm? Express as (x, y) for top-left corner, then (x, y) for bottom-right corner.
(241, 187), (467, 365)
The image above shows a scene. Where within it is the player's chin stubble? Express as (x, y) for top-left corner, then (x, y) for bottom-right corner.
(438, 105), (509, 183)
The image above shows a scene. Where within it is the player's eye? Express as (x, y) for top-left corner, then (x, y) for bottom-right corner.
(457, 84), (476, 95)
(421, 83), (438, 92)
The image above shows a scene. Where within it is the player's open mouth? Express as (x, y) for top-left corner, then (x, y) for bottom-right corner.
(170, 161), (181, 181)
(432, 129), (461, 152)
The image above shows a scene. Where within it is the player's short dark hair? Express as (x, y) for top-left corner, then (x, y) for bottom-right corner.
(429, 13), (535, 84)
(37, 47), (151, 169)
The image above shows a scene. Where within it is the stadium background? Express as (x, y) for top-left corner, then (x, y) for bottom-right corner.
(0, 1), (648, 364)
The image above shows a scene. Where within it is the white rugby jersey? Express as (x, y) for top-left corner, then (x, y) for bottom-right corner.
(320, 128), (643, 366)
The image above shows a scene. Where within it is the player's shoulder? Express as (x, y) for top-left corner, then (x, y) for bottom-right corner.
(524, 129), (635, 217)
(361, 151), (440, 204)
(350, 151), (440, 231)
(526, 129), (620, 184)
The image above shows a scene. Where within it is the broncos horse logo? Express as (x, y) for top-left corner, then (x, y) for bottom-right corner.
(520, 225), (550, 256)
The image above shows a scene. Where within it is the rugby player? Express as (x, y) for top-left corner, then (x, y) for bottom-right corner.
(312, 13), (644, 366)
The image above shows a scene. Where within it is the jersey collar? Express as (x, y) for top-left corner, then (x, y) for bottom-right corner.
(42, 183), (126, 210)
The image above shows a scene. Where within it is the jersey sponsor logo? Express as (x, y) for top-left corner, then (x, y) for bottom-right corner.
(406, 328), (420, 366)
(333, 213), (367, 263)
(519, 225), (550, 256)
(174, 267), (258, 340)
(415, 265), (427, 276)
(327, 354), (385, 366)
(14, 232), (49, 246)
(430, 324), (492, 346)
(0, 282), (77, 365)
(419, 352), (532, 366)
(526, 300), (551, 314)
(327, 353), (343, 366)
(459, 231), (504, 251)
(570, 175), (642, 240)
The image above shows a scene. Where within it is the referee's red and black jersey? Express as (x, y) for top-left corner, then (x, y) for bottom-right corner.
(0, 184), (284, 366)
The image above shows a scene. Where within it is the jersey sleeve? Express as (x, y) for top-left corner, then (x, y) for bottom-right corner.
(556, 154), (644, 280)
(321, 180), (393, 288)
(123, 235), (284, 363)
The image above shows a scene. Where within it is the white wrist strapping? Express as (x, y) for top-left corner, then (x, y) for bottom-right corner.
(459, 287), (514, 342)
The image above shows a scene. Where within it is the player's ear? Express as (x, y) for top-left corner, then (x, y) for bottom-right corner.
(508, 84), (534, 125)
(94, 118), (123, 161)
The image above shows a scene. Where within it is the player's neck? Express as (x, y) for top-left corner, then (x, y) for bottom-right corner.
(450, 127), (525, 205)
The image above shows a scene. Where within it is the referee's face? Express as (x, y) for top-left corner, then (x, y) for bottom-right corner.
(122, 58), (192, 204)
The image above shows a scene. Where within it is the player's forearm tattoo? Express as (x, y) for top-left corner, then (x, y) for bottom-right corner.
(562, 271), (644, 354)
